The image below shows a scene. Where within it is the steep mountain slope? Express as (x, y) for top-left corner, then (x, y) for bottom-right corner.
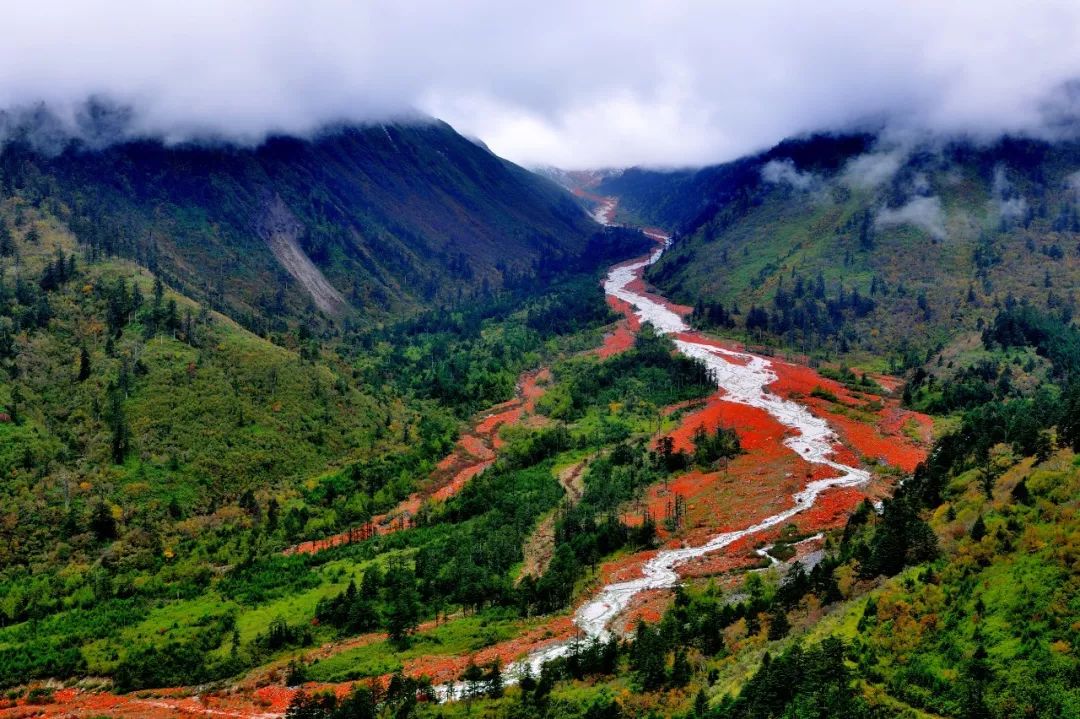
(4, 123), (1079, 719)
(611, 135), (1080, 371)
(0, 207), (415, 569)
(0, 118), (595, 330)
(0, 189), (647, 692)
(596, 134), (873, 229)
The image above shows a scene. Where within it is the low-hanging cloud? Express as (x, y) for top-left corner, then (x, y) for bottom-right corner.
(990, 165), (1029, 223)
(3, 1), (1080, 168)
(842, 150), (907, 189)
(761, 159), (818, 190)
(875, 196), (947, 240)
(1066, 170), (1080, 203)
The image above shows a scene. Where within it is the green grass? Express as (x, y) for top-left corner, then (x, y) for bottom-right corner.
(306, 609), (553, 682)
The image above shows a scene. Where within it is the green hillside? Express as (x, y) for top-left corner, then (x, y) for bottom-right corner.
(603, 136), (1080, 377)
(4, 122), (1080, 719)
(394, 301), (1080, 719)
(0, 118), (596, 332)
(0, 187), (653, 687)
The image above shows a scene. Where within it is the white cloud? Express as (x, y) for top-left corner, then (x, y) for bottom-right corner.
(761, 159), (818, 190)
(875, 196), (947, 240)
(991, 165), (1029, 222)
(842, 150), (906, 189)
(1066, 170), (1080, 201)
(2, 1), (1080, 167)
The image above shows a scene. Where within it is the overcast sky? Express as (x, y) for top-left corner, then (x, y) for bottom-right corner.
(4, 1), (1080, 169)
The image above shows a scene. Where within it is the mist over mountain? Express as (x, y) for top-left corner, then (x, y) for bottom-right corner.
(0, 116), (606, 328)
(6, 2), (1080, 168)
(4, 6), (1080, 719)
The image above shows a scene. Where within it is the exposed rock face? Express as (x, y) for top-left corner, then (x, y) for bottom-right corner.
(258, 195), (347, 315)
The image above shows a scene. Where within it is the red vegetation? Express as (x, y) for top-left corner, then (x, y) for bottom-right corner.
(619, 589), (671, 632)
(764, 357), (932, 473)
(403, 616), (577, 686)
(606, 295), (642, 331)
(676, 533), (766, 579)
(597, 320), (636, 358)
(285, 369), (554, 557)
(0, 684), (323, 719)
(24, 206), (937, 715)
(797, 486), (867, 532)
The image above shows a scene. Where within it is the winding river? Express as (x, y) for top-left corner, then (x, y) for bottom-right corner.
(438, 228), (872, 698)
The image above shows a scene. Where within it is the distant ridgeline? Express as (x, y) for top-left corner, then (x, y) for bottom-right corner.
(600, 133), (1080, 366)
(0, 118), (610, 333)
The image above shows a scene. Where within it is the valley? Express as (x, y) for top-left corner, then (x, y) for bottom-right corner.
(6, 9), (1080, 718)
(0, 201), (928, 717)
(2, 128), (1078, 719)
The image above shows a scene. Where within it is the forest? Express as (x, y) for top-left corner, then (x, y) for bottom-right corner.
(3, 127), (1080, 719)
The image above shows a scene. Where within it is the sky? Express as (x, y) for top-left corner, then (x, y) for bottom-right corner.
(4, 1), (1080, 169)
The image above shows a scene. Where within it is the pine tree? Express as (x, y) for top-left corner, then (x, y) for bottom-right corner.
(77, 346), (91, 382)
(384, 564), (420, 647)
(107, 389), (130, 464)
(670, 648), (692, 687)
(484, 658), (504, 698)
(152, 275), (164, 309)
(132, 281), (144, 311)
(8, 385), (22, 425)
(90, 501), (118, 541)
(970, 515), (987, 541)
(267, 497), (280, 531)
(768, 606), (791, 639)
(631, 621), (667, 691)
(0, 222), (13, 256)
(1010, 478), (1031, 505)
(694, 688), (708, 717)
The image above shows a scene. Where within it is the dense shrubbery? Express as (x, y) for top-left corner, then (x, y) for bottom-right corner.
(711, 638), (869, 719)
(0, 207), (657, 689)
(537, 325), (714, 420)
(903, 304), (1080, 508)
(112, 614), (244, 691)
(349, 235), (650, 419)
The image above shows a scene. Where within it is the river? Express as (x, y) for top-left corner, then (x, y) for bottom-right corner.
(437, 226), (873, 698)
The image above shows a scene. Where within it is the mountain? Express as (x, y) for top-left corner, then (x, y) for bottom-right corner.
(0, 118), (597, 330)
(4, 116), (1080, 719)
(608, 134), (1080, 372)
(596, 133), (874, 228)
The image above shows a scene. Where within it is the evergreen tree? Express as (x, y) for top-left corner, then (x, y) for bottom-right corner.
(8, 385), (22, 425)
(384, 564), (420, 647)
(670, 648), (692, 687)
(694, 688), (709, 717)
(77, 346), (91, 382)
(970, 515), (987, 541)
(484, 658), (504, 698)
(768, 606), (791, 640)
(631, 620), (667, 691)
(0, 222), (13, 256)
(107, 388), (130, 464)
(90, 501), (118, 541)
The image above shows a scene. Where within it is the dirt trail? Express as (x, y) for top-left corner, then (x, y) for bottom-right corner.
(518, 460), (587, 580)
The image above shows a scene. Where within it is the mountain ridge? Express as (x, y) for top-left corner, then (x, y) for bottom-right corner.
(0, 118), (598, 331)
